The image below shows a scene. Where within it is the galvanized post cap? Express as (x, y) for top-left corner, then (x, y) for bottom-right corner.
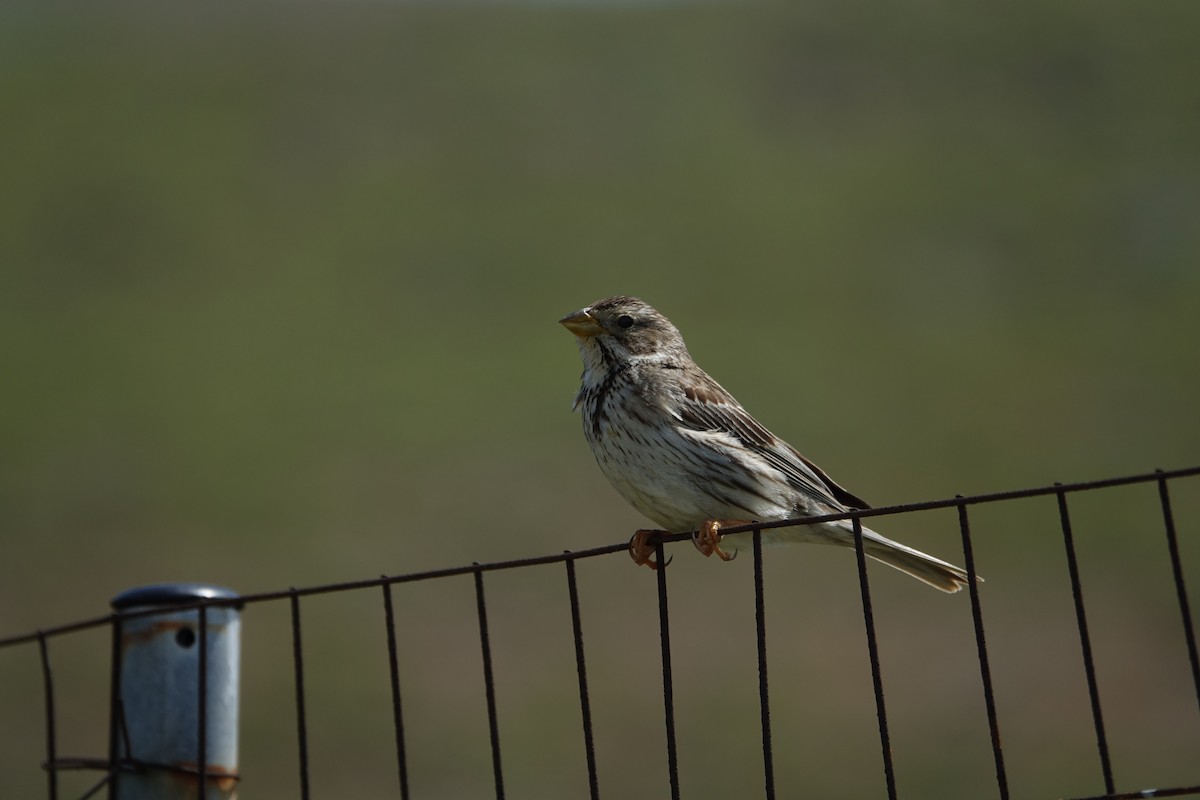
(111, 583), (240, 610)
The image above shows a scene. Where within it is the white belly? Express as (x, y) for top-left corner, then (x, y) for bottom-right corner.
(588, 421), (793, 533)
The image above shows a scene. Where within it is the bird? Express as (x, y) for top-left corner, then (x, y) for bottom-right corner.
(559, 295), (972, 593)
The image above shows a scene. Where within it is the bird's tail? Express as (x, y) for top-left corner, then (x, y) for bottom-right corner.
(766, 520), (976, 592)
(840, 523), (974, 593)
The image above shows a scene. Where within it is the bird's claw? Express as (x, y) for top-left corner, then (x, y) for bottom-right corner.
(693, 520), (738, 562)
(629, 530), (671, 570)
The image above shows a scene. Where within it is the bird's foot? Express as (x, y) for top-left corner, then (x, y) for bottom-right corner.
(692, 519), (742, 562)
(629, 530), (671, 570)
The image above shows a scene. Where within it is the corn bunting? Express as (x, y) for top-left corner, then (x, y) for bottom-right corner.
(560, 295), (970, 592)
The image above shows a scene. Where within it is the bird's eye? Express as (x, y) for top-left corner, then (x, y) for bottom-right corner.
(616, 315), (635, 329)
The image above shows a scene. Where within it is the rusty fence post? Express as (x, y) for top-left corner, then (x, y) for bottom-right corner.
(110, 584), (241, 799)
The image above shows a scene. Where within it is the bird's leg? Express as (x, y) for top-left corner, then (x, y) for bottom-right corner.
(629, 529), (668, 570)
(692, 519), (744, 562)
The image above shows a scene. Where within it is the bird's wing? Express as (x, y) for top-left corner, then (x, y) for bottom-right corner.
(673, 375), (870, 511)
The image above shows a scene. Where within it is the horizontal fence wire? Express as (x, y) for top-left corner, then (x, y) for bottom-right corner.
(5, 465), (1199, 647)
(3, 465), (1199, 800)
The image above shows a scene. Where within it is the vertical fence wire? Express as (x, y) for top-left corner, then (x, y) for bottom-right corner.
(1157, 473), (1200, 719)
(851, 517), (899, 800)
(956, 501), (1009, 799)
(198, 605), (209, 798)
(381, 582), (411, 799)
(564, 556), (601, 800)
(654, 542), (681, 800)
(105, 616), (123, 800)
(752, 531), (775, 800)
(115, 677), (132, 784)
(37, 632), (57, 800)
(473, 567), (506, 800)
(1056, 488), (1115, 795)
(290, 591), (312, 800)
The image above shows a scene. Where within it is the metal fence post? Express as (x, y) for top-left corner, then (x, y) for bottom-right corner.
(110, 584), (241, 800)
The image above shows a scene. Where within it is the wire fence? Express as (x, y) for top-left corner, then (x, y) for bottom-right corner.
(3, 465), (1200, 799)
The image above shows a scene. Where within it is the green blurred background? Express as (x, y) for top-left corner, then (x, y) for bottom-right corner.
(2, 1), (1199, 797)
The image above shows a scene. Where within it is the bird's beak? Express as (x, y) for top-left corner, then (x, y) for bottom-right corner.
(559, 309), (604, 337)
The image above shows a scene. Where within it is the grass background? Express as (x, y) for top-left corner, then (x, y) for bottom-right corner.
(2, 1), (1199, 797)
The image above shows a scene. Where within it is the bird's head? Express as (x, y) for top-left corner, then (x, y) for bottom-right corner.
(559, 296), (689, 368)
